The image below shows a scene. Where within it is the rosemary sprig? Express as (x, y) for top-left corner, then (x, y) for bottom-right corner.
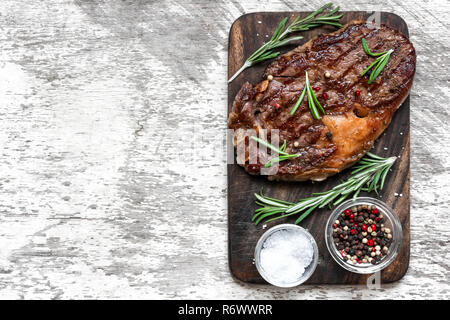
(290, 71), (326, 119)
(228, 3), (343, 83)
(250, 136), (298, 168)
(253, 152), (396, 225)
(361, 38), (386, 57)
(361, 38), (393, 84)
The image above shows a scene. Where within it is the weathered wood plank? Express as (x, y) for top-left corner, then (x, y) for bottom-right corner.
(0, 0), (448, 299)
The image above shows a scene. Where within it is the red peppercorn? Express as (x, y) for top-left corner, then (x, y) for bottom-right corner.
(274, 103), (280, 108)
(372, 208), (378, 215)
(332, 223), (337, 229)
(375, 217), (381, 222)
(371, 224), (377, 231)
(355, 90), (361, 96)
(367, 239), (374, 247)
(349, 219), (354, 223)
(349, 213), (354, 219)
(322, 92), (328, 99)
(354, 223), (358, 227)
(361, 224), (368, 231)
(350, 229), (357, 235)
(313, 86), (320, 92)
(344, 209), (351, 216)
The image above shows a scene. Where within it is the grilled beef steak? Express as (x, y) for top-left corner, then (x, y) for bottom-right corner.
(228, 21), (416, 181)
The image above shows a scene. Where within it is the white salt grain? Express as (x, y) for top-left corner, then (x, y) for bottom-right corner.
(259, 229), (314, 285)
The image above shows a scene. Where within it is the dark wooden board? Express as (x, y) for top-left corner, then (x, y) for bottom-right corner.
(228, 11), (410, 285)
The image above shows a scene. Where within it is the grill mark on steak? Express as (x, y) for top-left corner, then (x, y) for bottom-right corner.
(324, 29), (381, 66)
(228, 21), (416, 181)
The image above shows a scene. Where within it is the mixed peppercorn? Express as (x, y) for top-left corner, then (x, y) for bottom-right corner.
(332, 204), (393, 265)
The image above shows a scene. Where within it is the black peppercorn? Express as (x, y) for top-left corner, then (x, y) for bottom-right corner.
(333, 205), (392, 266)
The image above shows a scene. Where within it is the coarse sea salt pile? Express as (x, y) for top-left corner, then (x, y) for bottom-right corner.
(259, 229), (314, 285)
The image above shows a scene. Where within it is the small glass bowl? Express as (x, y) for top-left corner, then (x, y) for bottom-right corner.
(325, 197), (402, 274)
(254, 224), (319, 287)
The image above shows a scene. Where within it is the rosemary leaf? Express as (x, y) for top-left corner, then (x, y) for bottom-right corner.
(362, 38), (387, 57)
(361, 57), (382, 77)
(290, 86), (307, 115)
(310, 83), (326, 114)
(280, 140), (287, 152)
(252, 51), (281, 63)
(368, 50), (392, 84)
(250, 136), (289, 155)
(295, 204), (319, 224)
(306, 72), (321, 119)
(271, 17), (288, 42)
(264, 154), (298, 168)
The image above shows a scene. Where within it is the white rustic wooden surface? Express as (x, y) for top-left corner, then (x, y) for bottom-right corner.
(0, 0), (448, 299)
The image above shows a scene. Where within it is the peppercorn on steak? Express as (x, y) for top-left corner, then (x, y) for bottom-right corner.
(228, 21), (415, 181)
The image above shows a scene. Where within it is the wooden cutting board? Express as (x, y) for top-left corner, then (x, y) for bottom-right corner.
(227, 11), (410, 284)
